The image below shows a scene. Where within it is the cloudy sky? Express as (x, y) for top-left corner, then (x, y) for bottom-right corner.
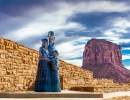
(0, 0), (130, 69)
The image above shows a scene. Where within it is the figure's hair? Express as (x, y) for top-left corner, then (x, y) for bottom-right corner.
(48, 31), (55, 37)
(41, 38), (48, 42)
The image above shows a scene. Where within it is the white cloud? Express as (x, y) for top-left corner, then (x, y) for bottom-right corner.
(55, 36), (92, 66)
(58, 1), (130, 13)
(103, 17), (130, 45)
(56, 36), (91, 59)
(57, 42), (83, 59)
(122, 54), (130, 60)
(122, 48), (130, 50)
(33, 41), (41, 51)
(111, 39), (130, 45)
(113, 18), (130, 33)
(104, 31), (121, 37)
(97, 36), (130, 45)
(126, 67), (130, 70)
(65, 59), (82, 67)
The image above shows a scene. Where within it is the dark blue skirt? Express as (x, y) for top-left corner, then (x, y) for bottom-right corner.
(51, 69), (61, 92)
(35, 60), (51, 92)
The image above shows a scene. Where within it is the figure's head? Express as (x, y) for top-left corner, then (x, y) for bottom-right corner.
(48, 31), (54, 36)
(53, 50), (59, 57)
(41, 38), (48, 47)
(48, 31), (55, 43)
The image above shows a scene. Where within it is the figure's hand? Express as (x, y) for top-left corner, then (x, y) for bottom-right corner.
(44, 58), (51, 62)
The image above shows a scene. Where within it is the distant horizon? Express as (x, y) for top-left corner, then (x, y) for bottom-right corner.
(0, 0), (130, 69)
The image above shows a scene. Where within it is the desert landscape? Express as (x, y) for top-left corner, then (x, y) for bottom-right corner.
(0, 0), (130, 100)
(0, 37), (130, 100)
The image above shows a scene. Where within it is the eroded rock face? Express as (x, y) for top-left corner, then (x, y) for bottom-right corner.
(82, 38), (130, 83)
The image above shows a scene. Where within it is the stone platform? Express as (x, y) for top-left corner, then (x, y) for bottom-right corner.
(0, 90), (103, 98)
(0, 90), (130, 100)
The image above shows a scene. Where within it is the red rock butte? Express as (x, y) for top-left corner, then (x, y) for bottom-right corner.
(82, 38), (130, 83)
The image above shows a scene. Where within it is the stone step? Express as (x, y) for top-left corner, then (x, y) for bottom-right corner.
(0, 90), (103, 98)
(0, 98), (103, 100)
(70, 86), (130, 93)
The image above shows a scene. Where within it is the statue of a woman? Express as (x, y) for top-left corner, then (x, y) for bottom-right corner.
(48, 31), (61, 92)
(35, 38), (51, 92)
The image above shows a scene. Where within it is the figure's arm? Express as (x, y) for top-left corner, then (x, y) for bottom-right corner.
(56, 59), (60, 70)
(51, 58), (59, 70)
(38, 47), (43, 60)
(39, 47), (50, 62)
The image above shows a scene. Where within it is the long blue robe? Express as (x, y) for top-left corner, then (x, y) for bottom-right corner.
(35, 46), (51, 92)
(48, 43), (61, 92)
(51, 57), (61, 92)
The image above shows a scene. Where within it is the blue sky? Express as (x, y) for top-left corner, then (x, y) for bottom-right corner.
(0, 0), (130, 69)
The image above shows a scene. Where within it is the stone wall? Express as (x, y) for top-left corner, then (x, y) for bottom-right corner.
(59, 60), (115, 90)
(0, 37), (129, 92)
(0, 37), (38, 92)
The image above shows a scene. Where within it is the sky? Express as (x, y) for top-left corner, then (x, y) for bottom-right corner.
(0, 0), (130, 70)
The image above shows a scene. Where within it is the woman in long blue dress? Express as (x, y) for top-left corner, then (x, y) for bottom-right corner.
(35, 38), (51, 92)
(48, 31), (61, 92)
